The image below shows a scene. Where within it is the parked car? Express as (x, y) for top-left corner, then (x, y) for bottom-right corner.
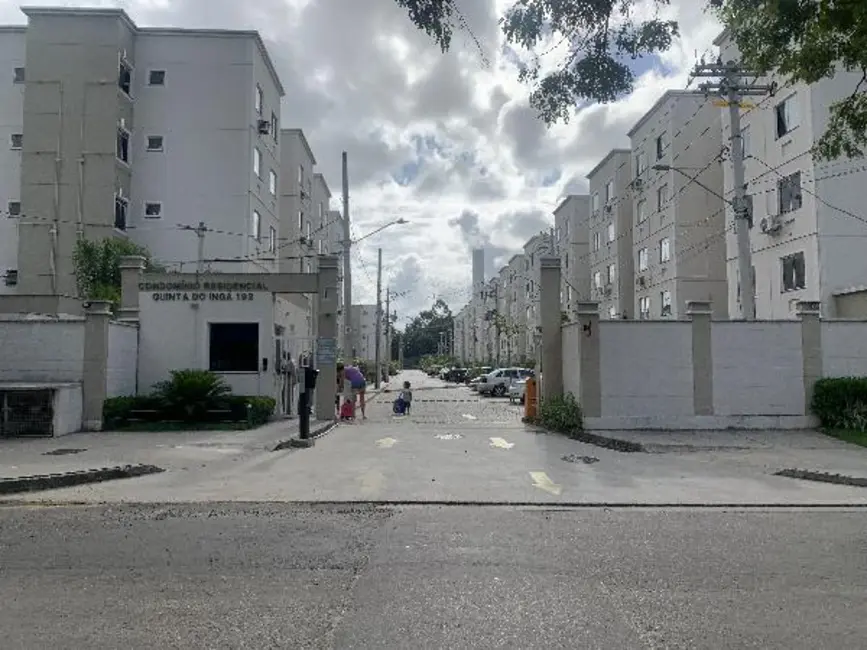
(478, 367), (534, 397)
(467, 375), (485, 391)
(509, 378), (527, 404)
(445, 367), (468, 383)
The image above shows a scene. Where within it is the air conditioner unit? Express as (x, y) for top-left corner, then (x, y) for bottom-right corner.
(760, 214), (782, 234)
(257, 119), (270, 135)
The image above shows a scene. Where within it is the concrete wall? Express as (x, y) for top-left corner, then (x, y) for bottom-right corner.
(561, 322), (581, 399)
(0, 315), (85, 382)
(599, 321), (694, 416)
(53, 384), (83, 436)
(711, 321), (804, 415)
(821, 321), (867, 376)
(107, 321), (138, 397)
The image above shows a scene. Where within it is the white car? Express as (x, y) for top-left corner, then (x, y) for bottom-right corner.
(508, 378), (527, 404)
(467, 376), (484, 391)
(478, 368), (533, 397)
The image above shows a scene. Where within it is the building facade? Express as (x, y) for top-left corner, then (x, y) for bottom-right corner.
(523, 232), (552, 359)
(350, 303), (384, 363)
(716, 30), (867, 319)
(552, 194), (590, 317)
(0, 6), (286, 300)
(586, 149), (635, 318)
(0, 26), (24, 294)
(628, 90), (728, 319)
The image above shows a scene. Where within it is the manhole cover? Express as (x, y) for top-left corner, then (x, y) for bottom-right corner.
(435, 434), (464, 440)
(42, 448), (87, 456)
(562, 454), (599, 464)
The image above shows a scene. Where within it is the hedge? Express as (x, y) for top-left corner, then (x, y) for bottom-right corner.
(103, 394), (276, 430)
(811, 377), (867, 431)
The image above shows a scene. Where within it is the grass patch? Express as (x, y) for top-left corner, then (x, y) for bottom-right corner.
(824, 429), (867, 448)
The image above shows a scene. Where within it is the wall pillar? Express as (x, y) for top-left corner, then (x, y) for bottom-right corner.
(117, 255), (146, 322)
(315, 255), (339, 421)
(82, 300), (112, 431)
(576, 301), (601, 417)
(686, 300), (714, 416)
(539, 257), (563, 400)
(797, 301), (822, 415)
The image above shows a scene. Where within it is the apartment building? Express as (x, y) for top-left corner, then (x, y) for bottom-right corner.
(628, 90), (728, 319)
(716, 31), (867, 319)
(0, 6), (286, 299)
(350, 303), (384, 362)
(453, 306), (468, 362)
(505, 253), (528, 362)
(586, 149), (634, 318)
(552, 194), (590, 317)
(523, 232), (552, 358)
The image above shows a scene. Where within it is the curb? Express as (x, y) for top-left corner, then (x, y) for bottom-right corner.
(0, 464), (165, 495)
(774, 468), (867, 488)
(273, 421), (338, 451)
(525, 421), (645, 453)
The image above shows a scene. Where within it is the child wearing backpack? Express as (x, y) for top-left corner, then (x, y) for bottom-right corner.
(392, 381), (413, 416)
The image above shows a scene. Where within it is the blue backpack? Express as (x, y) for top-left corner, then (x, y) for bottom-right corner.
(392, 397), (407, 414)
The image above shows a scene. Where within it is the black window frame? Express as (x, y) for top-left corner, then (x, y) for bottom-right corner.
(209, 322), (260, 373)
(781, 252), (806, 292)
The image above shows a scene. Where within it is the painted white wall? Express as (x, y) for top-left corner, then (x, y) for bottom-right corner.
(598, 321), (694, 416)
(554, 194), (590, 316)
(127, 32), (282, 274)
(107, 321), (138, 397)
(0, 29), (25, 293)
(138, 289), (276, 397)
(351, 303), (383, 361)
(0, 316), (85, 383)
(561, 322), (581, 399)
(53, 384), (83, 436)
(711, 321), (804, 415)
(821, 321), (867, 376)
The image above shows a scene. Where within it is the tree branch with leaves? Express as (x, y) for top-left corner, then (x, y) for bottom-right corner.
(72, 238), (159, 311)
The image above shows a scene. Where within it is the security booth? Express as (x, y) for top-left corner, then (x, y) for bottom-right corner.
(120, 254), (339, 422)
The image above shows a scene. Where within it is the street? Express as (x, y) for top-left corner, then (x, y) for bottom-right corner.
(2, 370), (867, 648)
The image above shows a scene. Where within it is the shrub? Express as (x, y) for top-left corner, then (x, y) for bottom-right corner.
(812, 377), (867, 431)
(226, 395), (276, 426)
(537, 392), (583, 435)
(103, 393), (276, 429)
(153, 369), (232, 422)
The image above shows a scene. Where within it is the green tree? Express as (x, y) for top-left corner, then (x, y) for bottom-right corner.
(397, 0), (867, 160)
(401, 298), (454, 366)
(72, 237), (158, 310)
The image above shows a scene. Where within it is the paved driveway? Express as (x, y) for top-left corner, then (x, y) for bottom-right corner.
(6, 370), (867, 505)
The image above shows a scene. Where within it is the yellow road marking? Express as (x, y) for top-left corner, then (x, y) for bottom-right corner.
(529, 471), (562, 495)
(375, 437), (398, 448)
(489, 437), (514, 450)
(462, 414), (477, 420)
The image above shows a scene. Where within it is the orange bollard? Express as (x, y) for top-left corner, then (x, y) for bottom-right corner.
(524, 376), (538, 420)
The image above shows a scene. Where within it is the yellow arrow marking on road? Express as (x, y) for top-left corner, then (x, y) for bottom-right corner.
(489, 437), (514, 450)
(529, 471), (562, 495)
(462, 414), (477, 420)
(376, 437), (398, 448)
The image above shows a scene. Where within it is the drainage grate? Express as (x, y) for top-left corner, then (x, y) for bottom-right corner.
(42, 448), (87, 456)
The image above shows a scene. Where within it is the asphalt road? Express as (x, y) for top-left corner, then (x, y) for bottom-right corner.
(1, 503), (865, 649)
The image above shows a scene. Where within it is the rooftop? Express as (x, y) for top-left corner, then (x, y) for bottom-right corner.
(586, 148), (631, 180)
(627, 89), (701, 138)
(282, 128), (317, 165)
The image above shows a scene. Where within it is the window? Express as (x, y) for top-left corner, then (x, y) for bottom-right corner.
(781, 252), (806, 292)
(775, 94), (799, 138)
(605, 179), (614, 203)
(659, 237), (670, 263)
(8, 201), (21, 216)
(660, 290), (672, 316)
(657, 184), (668, 211)
(118, 59), (132, 96)
(593, 231), (600, 252)
(252, 210), (261, 242)
(635, 151), (647, 178)
(10, 133), (22, 149)
(592, 192), (600, 212)
(146, 135), (163, 152)
(298, 164), (304, 186)
(13, 67), (24, 83)
(255, 84), (263, 115)
(298, 210), (304, 233)
(4, 269), (17, 286)
(116, 126), (130, 163)
(778, 171), (802, 214)
(114, 195), (128, 231)
(638, 248), (648, 272)
(269, 225), (277, 253)
(639, 296), (650, 319)
(144, 202), (162, 219)
(209, 323), (259, 372)
(656, 132), (667, 159)
(269, 169), (277, 196)
(253, 147), (261, 177)
(593, 271), (603, 289)
(608, 305), (617, 319)
(607, 263), (616, 285)
(637, 199), (647, 223)
(148, 69), (165, 86)
(270, 111), (279, 141)
(607, 222), (615, 242)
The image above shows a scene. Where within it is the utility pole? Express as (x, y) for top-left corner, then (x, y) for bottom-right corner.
(693, 59), (773, 321)
(195, 221), (206, 273)
(341, 151), (353, 357)
(384, 288), (391, 366)
(374, 247), (383, 389)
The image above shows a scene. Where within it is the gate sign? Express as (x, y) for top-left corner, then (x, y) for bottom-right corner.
(317, 337), (336, 365)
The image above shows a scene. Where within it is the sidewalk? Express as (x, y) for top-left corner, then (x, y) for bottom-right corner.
(0, 417), (331, 483)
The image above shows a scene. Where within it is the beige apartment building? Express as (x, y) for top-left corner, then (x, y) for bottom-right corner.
(552, 194), (590, 318)
(628, 90), (728, 319)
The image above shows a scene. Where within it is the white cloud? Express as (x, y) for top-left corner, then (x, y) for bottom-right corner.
(0, 0), (722, 322)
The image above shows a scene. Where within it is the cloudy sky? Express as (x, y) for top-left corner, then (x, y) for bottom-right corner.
(0, 0), (724, 324)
